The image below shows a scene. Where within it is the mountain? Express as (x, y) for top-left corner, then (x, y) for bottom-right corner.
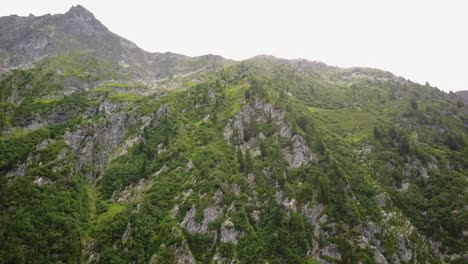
(0, 5), (230, 81)
(0, 5), (467, 264)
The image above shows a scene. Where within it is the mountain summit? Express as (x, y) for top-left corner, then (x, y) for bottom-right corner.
(0, 5), (467, 264)
(66, 4), (97, 18)
(0, 5), (230, 81)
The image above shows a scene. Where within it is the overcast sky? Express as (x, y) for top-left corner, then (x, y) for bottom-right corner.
(2, 0), (468, 91)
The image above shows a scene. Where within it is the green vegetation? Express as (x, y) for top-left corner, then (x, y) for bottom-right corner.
(0, 55), (466, 263)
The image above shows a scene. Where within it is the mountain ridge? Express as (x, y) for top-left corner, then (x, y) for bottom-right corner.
(1, 5), (451, 93)
(0, 5), (466, 264)
(0, 5), (233, 81)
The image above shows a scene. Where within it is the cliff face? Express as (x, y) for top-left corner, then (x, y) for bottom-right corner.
(0, 5), (467, 264)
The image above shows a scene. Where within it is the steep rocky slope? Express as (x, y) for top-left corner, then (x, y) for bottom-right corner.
(0, 6), (467, 264)
(0, 5), (231, 80)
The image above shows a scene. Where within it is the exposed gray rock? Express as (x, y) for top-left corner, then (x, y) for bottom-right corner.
(251, 209), (261, 223)
(283, 135), (317, 168)
(302, 203), (324, 227)
(56, 148), (68, 160)
(418, 167), (429, 178)
(36, 138), (55, 150)
(220, 220), (238, 245)
(275, 189), (284, 205)
(33, 176), (50, 187)
(84, 239), (100, 264)
(121, 222), (132, 244)
(358, 144), (374, 160)
(98, 99), (127, 114)
(157, 143), (167, 154)
(156, 103), (169, 119)
(232, 183), (241, 196)
(112, 135), (141, 160)
(212, 189), (223, 204)
(362, 222), (382, 252)
(428, 162), (438, 170)
(225, 99), (316, 169)
(282, 198), (297, 214)
(64, 113), (130, 180)
(175, 242), (196, 264)
(247, 173), (256, 189)
(186, 160), (194, 170)
(152, 165), (168, 176)
(112, 178), (153, 204)
(397, 236), (412, 262)
(224, 98), (287, 144)
(170, 205), (180, 219)
(280, 124), (292, 138)
(377, 193), (388, 208)
(181, 206), (223, 234)
(374, 249), (389, 264)
(0, 5), (231, 81)
(320, 244), (341, 261)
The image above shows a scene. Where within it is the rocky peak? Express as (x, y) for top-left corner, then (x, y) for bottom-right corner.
(62, 4), (108, 32)
(65, 5), (95, 20)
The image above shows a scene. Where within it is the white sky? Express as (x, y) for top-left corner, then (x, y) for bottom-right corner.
(2, 0), (468, 91)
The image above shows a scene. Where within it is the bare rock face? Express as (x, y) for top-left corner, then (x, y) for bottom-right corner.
(36, 138), (55, 150)
(283, 135), (317, 168)
(362, 222), (382, 252)
(357, 143), (374, 160)
(156, 103), (170, 119)
(374, 250), (389, 264)
(98, 99), (129, 114)
(121, 222), (132, 245)
(224, 98), (290, 144)
(302, 203), (324, 226)
(112, 178), (153, 204)
(181, 206), (223, 234)
(64, 113), (130, 180)
(220, 220), (239, 245)
(320, 244), (341, 261)
(225, 98), (317, 168)
(397, 236), (412, 262)
(281, 198), (297, 214)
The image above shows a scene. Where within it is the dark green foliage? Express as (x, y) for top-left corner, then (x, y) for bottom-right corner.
(0, 175), (89, 263)
(237, 148), (245, 172)
(0, 53), (466, 263)
(445, 133), (465, 151)
(0, 67), (62, 103)
(373, 126), (383, 139)
(410, 97), (418, 111)
(398, 133), (411, 155)
(186, 233), (215, 262)
(317, 175), (330, 203)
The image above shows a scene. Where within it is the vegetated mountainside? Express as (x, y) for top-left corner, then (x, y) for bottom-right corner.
(0, 5), (467, 264)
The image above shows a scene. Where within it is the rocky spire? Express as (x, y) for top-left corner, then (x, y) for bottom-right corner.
(65, 5), (95, 21)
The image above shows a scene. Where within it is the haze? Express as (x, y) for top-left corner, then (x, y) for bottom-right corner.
(2, 0), (467, 91)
